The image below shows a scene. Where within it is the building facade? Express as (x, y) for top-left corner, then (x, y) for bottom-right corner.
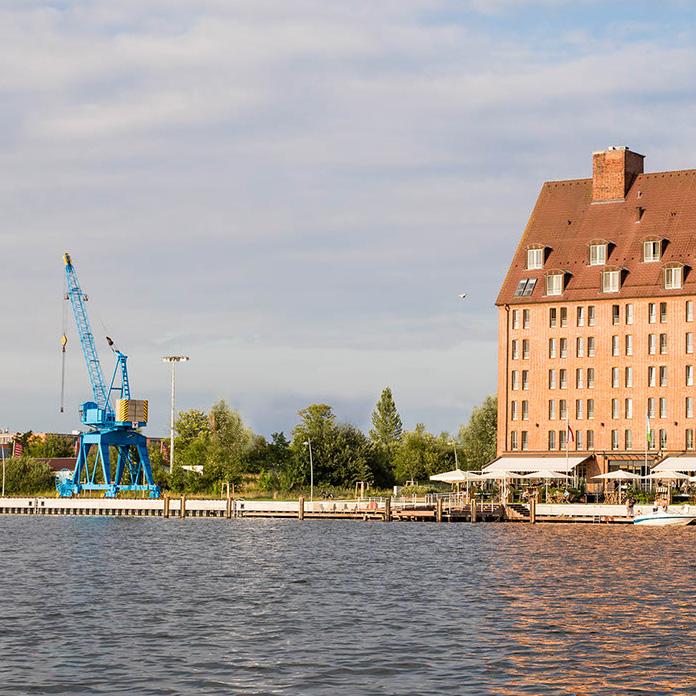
(496, 146), (696, 480)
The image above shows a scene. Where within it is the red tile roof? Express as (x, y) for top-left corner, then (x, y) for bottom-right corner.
(497, 168), (696, 305)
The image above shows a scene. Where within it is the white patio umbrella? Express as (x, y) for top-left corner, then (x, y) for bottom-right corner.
(429, 469), (481, 495)
(644, 471), (689, 480)
(522, 470), (571, 502)
(593, 470), (641, 503)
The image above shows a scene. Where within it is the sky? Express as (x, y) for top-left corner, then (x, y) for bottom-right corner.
(3, 0), (696, 439)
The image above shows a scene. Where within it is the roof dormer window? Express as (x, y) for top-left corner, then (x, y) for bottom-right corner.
(589, 243), (607, 266)
(644, 240), (661, 263)
(527, 246), (545, 270)
(602, 269), (621, 293)
(545, 272), (564, 296)
(664, 265), (684, 290)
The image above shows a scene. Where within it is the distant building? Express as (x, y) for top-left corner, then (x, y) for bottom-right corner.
(496, 146), (696, 482)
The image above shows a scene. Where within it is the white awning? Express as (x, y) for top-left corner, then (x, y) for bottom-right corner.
(482, 456), (587, 473)
(653, 456), (696, 472)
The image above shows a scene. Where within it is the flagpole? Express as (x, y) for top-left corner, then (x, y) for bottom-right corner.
(645, 406), (649, 494)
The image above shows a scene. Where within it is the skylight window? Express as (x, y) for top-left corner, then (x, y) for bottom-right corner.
(514, 278), (537, 297)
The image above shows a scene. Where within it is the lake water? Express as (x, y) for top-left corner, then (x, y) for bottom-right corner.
(1, 517), (695, 695)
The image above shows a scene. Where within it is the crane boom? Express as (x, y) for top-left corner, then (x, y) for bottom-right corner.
(63, 253), (110, 413)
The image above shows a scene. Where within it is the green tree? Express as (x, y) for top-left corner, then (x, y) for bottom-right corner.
(458, 395), (498, 471)
(3, 457), (54, 494)
(204, 400), (253, 487)
(369, 387), (403, 447)
(26, 433), (74, 458)
(393, 423), (442, 484)
(174, 409), (210, 450)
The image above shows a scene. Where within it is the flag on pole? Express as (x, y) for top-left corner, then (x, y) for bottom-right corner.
(566, 421), (574, 442)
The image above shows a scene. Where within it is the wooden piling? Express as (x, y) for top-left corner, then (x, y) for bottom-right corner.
(470, 498), (477, 523)
(163, 495), (170, 519)
(436, 497), (443, 523)
(298, 496), (305, 521)
(226, 496), (232, 519)
(529, 497), (536, 524)
(384, 496), (392, 522)
(180, 495), (186, 519)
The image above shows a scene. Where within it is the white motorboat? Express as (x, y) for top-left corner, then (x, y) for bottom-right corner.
(634, 507), (696, 526)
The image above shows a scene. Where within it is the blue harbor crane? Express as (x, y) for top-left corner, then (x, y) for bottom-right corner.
(58, 252), (160, 498)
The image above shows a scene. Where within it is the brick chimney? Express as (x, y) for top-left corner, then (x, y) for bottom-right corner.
(592, 146), (644, 202)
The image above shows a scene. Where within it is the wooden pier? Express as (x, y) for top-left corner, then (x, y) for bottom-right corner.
(0, 497), (655, 524)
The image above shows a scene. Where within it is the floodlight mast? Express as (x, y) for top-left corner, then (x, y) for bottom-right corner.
(162, 356), (190, 474)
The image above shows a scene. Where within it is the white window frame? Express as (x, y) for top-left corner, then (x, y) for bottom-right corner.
(665, 266), (683, 290)
(644, 240), (661, 263)
(602, 270), (620, 293)
(589, 243), (607, 266)
(546, 273), (563, 296)
(527, 247), (544, 270)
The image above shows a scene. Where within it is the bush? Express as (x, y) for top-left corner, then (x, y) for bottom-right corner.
(3, 457), (55, 495)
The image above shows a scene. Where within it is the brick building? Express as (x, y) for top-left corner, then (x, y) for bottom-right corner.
(494, 146), (696, 481)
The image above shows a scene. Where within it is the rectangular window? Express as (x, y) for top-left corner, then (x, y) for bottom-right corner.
(511, 340), (519, 360)
(589, 243), (607, 266)
(527, 247), (544, 270)
(512, 370), (519, 390)
(576, 368), (584, 389)
(521, 431), (528, 451)
(549, 308), (557, 328)
(603, 272), (620, 294)
(548, 399), (556, 420)
(560, 338), (568, 358)
(549, 338), (557, 358)
(660, 429), (667, 449)
(687, 333), (694, 354)
(576, 337), (585, 358)
(687, 429), (694, 450)
(660, 366), (668, 387)
(587, 399), (595, 419)
(648, 397), (655, 419)
(687, 365), (694, 387)
(559, 369), (567, 389)
(649, 303), (657, 324)
(644, 240), (661, 262)
(512, 309), (520, 329)
(625, 366), (633, 388)
(660, 302), (667, 323)
(514, 278), (537, 297)
(611, 399), (619, 419)
(576, 430), (584, 450)
(612, 367), (619, 388)
(612, 304), (620, 324)
(576, 399), (584, 419)
(523, 309), (530, 329)
(687, 397), (694, 419)
(522, 339), (530, 359)
(612, 335), (619, 356)
(587, 429), (595, 449)
(625, 304), (634, 325)
(625, 334), (633, 356)
(625, 429), (632, 450)
(660, 397), (667, 419)
(587, 368), (595, 388)
(649, 429), (656, 450)
(611, 429), (619, 450)
(521, 400), (529, 421)
(546, 274), (563, 296)
(548, 369), (557, 389)
(587, 337), (595, 357)
(511, 401), (518, 420)
(510, 431), (518, 450)
(588, 305), (596, 326)
(625, 398), (633, 419)
(548, 430), (556, 450)
(559, 399), (567, 421)
(522, 370), (529, 390)
(665, 266), (683, 290)
(577, 306), (585, 327)
(559, 429), (567, 450)
(648, 366), (656, 387)
(648, 334), (657, 355)
(560, 307), (568, 328)
(687, 301), (694, 322)
(660, 333), (668, 355)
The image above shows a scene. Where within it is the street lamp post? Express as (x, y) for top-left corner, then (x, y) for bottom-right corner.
(303, 439), (314, 502)
(162, 356), (190, 474)
(1, 430), (7, 498)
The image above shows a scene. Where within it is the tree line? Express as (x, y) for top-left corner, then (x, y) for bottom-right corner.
(1, 390), (497, 496)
